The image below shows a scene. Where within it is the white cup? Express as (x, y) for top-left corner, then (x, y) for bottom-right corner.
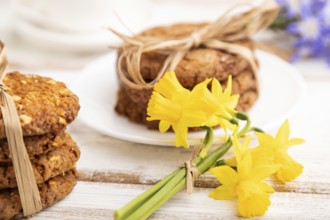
(11, 0), (150, 33)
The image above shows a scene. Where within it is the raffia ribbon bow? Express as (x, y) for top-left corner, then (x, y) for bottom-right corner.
(185, 144), (202, 194)
(110, 0), (279, 90)
(0, 42), (42, 217)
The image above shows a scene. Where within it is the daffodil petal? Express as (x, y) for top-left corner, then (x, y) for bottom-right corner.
(250, 164), (281, 182)
(204, 115), (219, 127)
(159, 120), (171, 133)
(193, 78), (212, 92)
(251, 146), (275, 168)
(256, 132), (275, 148)
(232, 135), (243, 162)
(237, 153), (252, 179)
(276, 120), (290, 145)
(209, 185), (237, 200)
(209, 166), (239, 186)
(258, 182), (275, 193)
(181, 109), (207, 128)
(242, 135), (251, 152)
(211, 78), (223, 96)
(172, 123), (189, 148)
(275, 151), (303, 182)
(283, 138), (305, 149)
(154, 71), (187, 99)
(218, 118), (237, 131)
(224, 75), (233, 96)
(226, 95), (239, 110)
(225, 157), (237, 167)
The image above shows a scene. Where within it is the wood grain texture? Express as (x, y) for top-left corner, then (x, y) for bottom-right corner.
(31, 181), (330, 219)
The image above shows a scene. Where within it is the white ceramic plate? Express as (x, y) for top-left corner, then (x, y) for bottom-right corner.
(73, 50), (305, 146)
(13, 18), (112, 53)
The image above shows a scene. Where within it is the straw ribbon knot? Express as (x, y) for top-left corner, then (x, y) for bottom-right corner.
(185, 144), (202, 194)
(190, 32), (203, 48)
(110, 0), (279, 90)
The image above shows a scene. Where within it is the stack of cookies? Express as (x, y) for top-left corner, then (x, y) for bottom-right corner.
(0, 72), (80, 219)
(115, 23), (259, 129)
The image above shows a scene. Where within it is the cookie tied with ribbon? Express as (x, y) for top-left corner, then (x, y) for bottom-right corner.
(110, 0), (279, 90)
(0, 42), (43, 217)
(0, 42), (81, 219)
(112, 0), (279, 130)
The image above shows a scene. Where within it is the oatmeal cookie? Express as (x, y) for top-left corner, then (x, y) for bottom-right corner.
(0, 72), (80, 138)
(0, 169), (78, 220)
(116, 23), (259, 128)
(0, 131), (66, 163)
(0, 134), (80, 189)
(120, 23), (257, 90)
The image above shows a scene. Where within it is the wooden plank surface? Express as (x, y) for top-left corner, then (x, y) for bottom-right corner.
(31, 181), (330, 219)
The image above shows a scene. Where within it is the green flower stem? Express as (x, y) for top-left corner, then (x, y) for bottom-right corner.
(124, 168), (187, 220)
(114, 168), (181, 220)
(214, 159), (226, 167)
(115, 127), (214, 220)
(199, 127), (214, 158)
(140, 178), (185, 220)
(230, 117), (239, 125)
(123, 141), (232, 220)
(249, 127), (264, 133)
(115, 114), (252, 220)
(196, 140), (232, 174)
(137, 141), (231, 219)
(236, 112), (251, 137)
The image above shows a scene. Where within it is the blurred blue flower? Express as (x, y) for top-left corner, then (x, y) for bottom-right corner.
(275, 0), (330, 63)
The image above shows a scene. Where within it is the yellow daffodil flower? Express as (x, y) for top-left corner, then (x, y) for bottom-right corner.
(147, 72), (207, 148)
(153, 71), (186, 99)
(256, 120), (305, 182)
(209, 136), (280, 217)
(190, 76), (239, 134)
(226, 135), (274, 168)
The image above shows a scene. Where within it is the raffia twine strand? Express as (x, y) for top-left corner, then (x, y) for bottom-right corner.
(0, 42), (42, 216)
(185, 144), (202, 194)
(109, 0), (279, 90)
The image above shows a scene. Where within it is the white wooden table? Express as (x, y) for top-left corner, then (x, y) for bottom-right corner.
(5, 52), (322, 220)
(1, 1), (330, 219)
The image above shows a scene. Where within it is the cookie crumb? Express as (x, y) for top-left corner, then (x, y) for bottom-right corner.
(49, 180), (57, 186)
(50, 155), (61, 161)
(12, 95), (21, 102)
(59, 117), (67, 125)
(19, 114), (32, 126)
(47, 80), (57, 85)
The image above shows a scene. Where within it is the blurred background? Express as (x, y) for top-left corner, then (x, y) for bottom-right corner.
(0, 0), (329, 78)
(0, 0), (247, 70)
